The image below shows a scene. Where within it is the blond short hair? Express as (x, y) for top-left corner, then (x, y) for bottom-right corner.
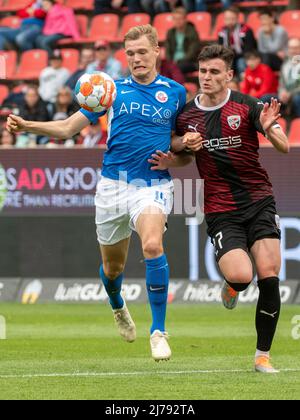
(124, 24), (158, 48)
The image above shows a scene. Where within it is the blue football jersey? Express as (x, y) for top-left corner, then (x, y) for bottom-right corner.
(80, 74), (186, 186)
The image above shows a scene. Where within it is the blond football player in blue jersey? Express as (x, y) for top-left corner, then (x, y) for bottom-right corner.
(7, 25), (199, 361)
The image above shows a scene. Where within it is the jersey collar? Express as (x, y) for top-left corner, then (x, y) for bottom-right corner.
(195, 89), (232, 111)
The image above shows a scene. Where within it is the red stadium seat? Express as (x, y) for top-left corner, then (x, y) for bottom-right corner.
(60, 49), (80, 73)
(0, 0), (31, 12)
(65, 0), (93, 10)
(10, 49), (48, 80)
(114, 49), (128, 73)
(0, 50), (17, 78)
(258, 118), (287, 146)
(0, 84), (9, 105)
(153, 13), (174, 43)
(188, 12), (212, 41)
(88, 14), (120, 43)
(119, 14), (151, 41)
(211, 12), (245, 40)
(0, 16), (21, 29)
(279, 11), (300, 38)
(288, 118), (300, 145)
(247, 12), (261, 38)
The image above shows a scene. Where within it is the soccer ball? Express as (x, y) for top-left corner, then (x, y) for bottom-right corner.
(75, 72), (117, 112)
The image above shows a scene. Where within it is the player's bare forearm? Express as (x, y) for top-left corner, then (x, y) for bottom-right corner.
(265, 127), (290, 154)
(7, 111), (90, 140)
(171, 135), (186, 153)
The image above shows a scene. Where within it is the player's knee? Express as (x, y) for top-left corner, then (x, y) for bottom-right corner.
(103, 262), (125, 281)
(142, 239), (164, 259)
(257, 262), (281, 279)
(226, 270), (253, 285)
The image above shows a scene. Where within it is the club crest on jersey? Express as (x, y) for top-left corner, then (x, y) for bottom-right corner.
(156, 91), (168, 103)
(227, 115), (241, 130)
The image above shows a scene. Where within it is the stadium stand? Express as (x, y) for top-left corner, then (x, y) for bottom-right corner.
(0, 50), (17, 78)
(9, 49), (48, 81)
(58, 14), (89, 45)
(246, 11), (261, 38)
(187, 12), (212, 41)
(60, 48), (80, 73)
(0, 84), (8, 105)
(279, 10), (300, 38)
(0, 0), (299, 147)
(288, 118), (300, 144)
(114, 49), (128, 73)
(118, 13), (151, 42)
(0, 15), (21, 28)
(153, 13), (175, 43)
(211, 11), (246, 40)
(0, 0), (30, 13)
(64, 0), (94, 11)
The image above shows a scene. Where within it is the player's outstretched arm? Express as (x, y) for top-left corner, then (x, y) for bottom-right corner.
(7, 111), (90, 140)
(148, 150), (194, 171)
(260, 98), (290, 154)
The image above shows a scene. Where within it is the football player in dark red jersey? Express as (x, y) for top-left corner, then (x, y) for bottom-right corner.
(149, 45), (289, 374)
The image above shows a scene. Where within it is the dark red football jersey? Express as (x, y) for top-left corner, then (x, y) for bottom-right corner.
(176, 90), (275, 215)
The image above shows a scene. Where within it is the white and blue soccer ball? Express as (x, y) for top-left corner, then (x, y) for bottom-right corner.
(75, 72), (117, 112)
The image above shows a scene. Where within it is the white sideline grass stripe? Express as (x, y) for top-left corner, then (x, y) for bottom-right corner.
(0, 368), (300, 380)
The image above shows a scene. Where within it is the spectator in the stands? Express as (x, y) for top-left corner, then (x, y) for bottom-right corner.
(17, 85), (50, 145)
(39, 49), (70, 104)
(279, 38), (300, 117)
(65, 48), (95, 91)
(218, 6), (257, 77)
(80, 121), (104, 148)
(0, 128), (16, 148)
(47, 87), (80, 146)
(19, 85), (49, 122)
(157, 51), (185, 85)
(94, 0), (145, 14)
(242, 50), (278, 103)
(35, 0), (80, 54)
(258, 9), (288, 72)
(186, 0), (233, 12)
(50, 86), (80, 121)
(87, 40), (123, 80)
(0, 0), (46, 51)
(165, 7), (200, 75)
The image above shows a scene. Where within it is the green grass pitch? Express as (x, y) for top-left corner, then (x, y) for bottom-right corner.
(0, 303), (299, 400)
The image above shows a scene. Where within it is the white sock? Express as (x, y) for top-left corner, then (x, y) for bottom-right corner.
(255, 350), (270, 359)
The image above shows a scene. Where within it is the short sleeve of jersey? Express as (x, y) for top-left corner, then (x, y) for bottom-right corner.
(172, 86), (187, 130)
(80, 108), (106, 125)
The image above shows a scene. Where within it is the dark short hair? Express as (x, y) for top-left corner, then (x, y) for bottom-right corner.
(198, 45), (234, 69)
(244, 50), (261, 60)
(225, 6), (240, 15)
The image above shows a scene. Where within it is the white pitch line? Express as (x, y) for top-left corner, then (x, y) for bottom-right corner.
(0, 368), (300, 380)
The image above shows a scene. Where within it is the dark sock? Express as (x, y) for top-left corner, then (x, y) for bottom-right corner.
(256, 277), (281, 352)
(226, 281), (251, 292)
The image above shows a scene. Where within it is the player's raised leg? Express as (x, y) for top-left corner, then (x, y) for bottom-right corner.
(136, 208), (171, 362)
(218, 249), (253, 310)
(100, 239), (137, 343)
(251, 238), (281, 373)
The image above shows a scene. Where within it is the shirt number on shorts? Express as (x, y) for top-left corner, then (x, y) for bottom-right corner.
(213, 232), (223, 250)
(155, 191), (167, 207)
